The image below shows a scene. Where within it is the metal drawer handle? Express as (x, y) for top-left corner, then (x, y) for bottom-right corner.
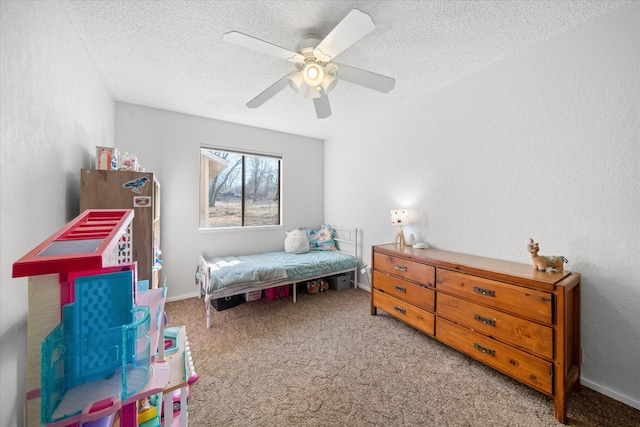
(473, 286), (495, 297)
(394, 264), (408, 272)
(474, 342), (495, 357)
(393, 305), (406, 315)
(474, 314), (496, 327)
(394, 285), (407, 293)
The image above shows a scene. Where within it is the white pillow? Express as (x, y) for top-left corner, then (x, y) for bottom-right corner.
(284, 229), (310, 254)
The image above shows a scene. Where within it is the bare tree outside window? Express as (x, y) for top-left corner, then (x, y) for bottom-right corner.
(200, 148), (281, 228)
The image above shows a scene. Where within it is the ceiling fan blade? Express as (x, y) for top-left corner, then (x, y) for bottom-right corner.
(313, 91), (331, 119)
(223, 31), (304, 63)
(313, 9), (375, 62)
(246, 74), (291, 109)
(334, 63), (395, 93)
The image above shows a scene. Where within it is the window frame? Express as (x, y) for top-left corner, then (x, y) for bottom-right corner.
(199, 146), (283, 231)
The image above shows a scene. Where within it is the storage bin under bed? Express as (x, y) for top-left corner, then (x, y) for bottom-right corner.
(264, 285), (290, 301)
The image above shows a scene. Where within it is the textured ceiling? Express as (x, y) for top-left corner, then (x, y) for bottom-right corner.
(60, 0), (626, 139)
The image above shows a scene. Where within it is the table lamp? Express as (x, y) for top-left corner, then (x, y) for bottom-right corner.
(391, 209), (409, 246)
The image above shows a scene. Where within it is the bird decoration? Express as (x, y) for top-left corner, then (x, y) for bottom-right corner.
(122, 176), (150, 194)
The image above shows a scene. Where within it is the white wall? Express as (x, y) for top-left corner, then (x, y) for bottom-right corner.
(0, 2), (115, 426)
(325, 1), (639, 410)
(115, 103), (324, 301)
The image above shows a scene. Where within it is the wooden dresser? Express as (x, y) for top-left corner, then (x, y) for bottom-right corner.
(371, 244), (581, 424)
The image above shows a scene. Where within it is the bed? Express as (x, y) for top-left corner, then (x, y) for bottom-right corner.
(196, 226), (358, 328)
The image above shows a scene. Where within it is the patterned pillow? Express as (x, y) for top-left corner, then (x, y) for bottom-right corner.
(303, 225), (336, 251)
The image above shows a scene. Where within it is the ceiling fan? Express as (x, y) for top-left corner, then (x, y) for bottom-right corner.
(223, 9), (395, 119)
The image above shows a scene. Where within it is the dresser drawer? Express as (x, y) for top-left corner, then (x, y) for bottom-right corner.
(374, 271), (435, 311)
(437, 293), (553, 359)
(436, 318), (552, 395)
(436, 270), (552, 324)
(374, 252), (435, 286)
(373, 289), (435, 336)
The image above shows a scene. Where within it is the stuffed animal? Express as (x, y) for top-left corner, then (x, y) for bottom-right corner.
(527, 238), (568, 272)
(307, 280), (320, 294)
(284, 229), (310, 254)
(319, 279), (329, 292)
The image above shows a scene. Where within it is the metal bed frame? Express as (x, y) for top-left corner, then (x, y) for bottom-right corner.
(197, 226), (358, 328)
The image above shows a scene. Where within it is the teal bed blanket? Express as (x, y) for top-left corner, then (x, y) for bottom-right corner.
(203, 250), (357, 293)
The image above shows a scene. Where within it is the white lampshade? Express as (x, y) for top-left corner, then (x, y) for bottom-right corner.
(303, 62), (324, 87)
(287, 71), (305, 93)
(304, 84), (322, 99)
(320, 72), (338, 94)
(391, 209), (409, 227)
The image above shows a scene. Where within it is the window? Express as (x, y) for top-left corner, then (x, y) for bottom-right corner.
(199, 148), (281, 228)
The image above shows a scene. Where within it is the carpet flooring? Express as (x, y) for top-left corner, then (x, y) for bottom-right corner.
(164, 287), (639, 426)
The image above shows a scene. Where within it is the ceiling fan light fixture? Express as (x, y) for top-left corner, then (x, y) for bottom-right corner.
(304, 84), (322, 99)
(223, 9), (395, 118)
(321, 72), (338, 94)
(303, 62), (324, 87)
(287, 71), (305, 93)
